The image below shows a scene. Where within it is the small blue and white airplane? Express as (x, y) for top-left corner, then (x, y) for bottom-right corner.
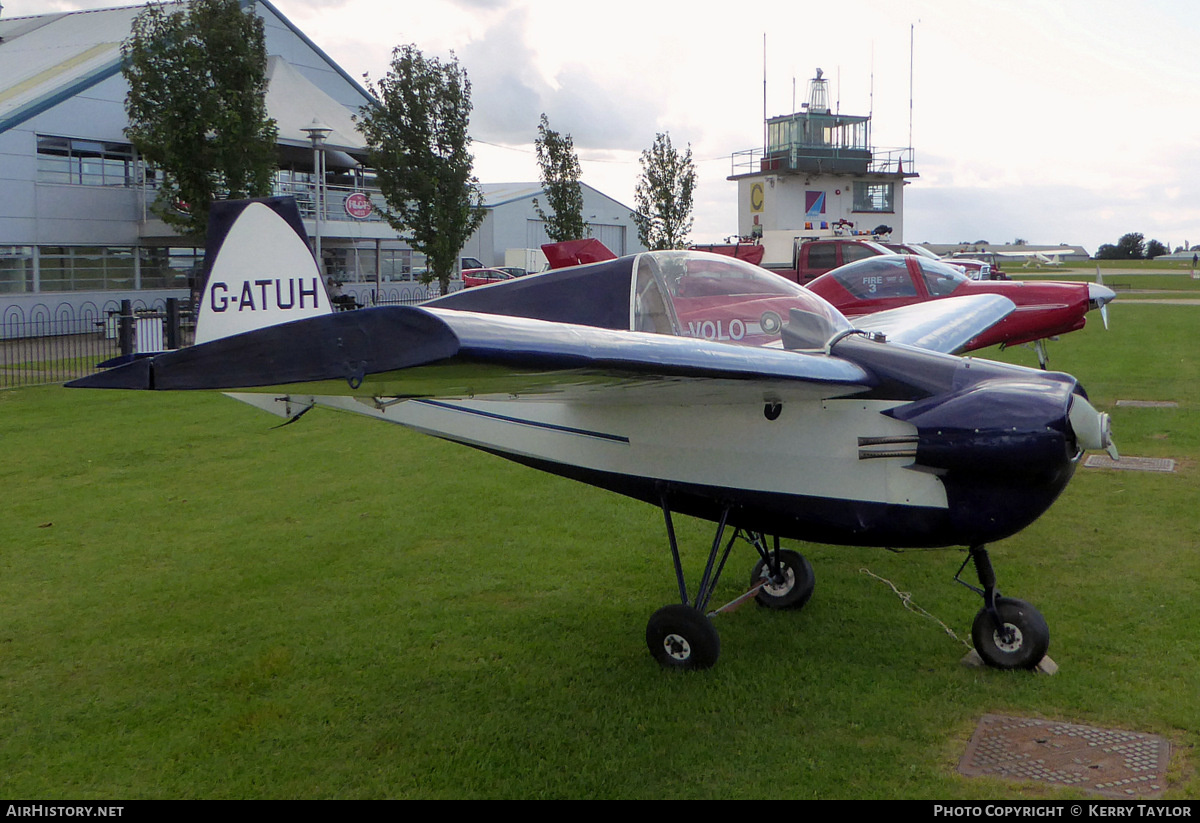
(70, 198), (1116, 671)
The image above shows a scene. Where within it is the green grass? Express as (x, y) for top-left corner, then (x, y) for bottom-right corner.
(0, 305), (1197, 799)
(1063, 259), (1197, 272)
(986, 260), (1200, 295)
(1, 354), (114, 389)
(1013, 271), (1200, 294)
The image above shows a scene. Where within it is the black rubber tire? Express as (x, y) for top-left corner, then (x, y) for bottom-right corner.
(971, 597), (1050, 670)
(646, 604), (721, 670)
(750, 549), (815, 610)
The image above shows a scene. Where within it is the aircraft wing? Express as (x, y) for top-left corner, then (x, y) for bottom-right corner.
(68, 305), (876, 403)
(851, 294), (1016, 354)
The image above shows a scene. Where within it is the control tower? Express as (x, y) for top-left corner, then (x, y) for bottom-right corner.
(729, 68), (917, 244)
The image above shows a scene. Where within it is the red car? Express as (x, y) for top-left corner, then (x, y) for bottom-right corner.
(462, 268), (517, 288)
(806, 254), (1113, 354)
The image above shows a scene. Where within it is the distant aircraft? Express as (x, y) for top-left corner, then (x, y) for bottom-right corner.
(69, 198), (1117, 671)
(994, 250), (1069, 268)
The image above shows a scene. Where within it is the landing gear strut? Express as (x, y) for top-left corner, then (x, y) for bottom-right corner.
(646, 495), (814, 670)
(955, 545), (1050, 670)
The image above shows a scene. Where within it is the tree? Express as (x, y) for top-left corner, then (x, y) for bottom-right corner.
(122, 0), (278, 241)
(357, 45), (485, 294)
(1096, 232), (1146, 260)
(632, 132), (697, 251)
(1145, 239), (1168, 259)
(1117, 232), (1146, 259)
(532, 114), (587, 242)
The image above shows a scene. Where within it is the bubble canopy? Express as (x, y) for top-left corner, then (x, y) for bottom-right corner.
(430, 250), (851, 347)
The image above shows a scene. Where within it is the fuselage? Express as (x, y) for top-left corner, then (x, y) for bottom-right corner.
(286, 333), (1085, 550)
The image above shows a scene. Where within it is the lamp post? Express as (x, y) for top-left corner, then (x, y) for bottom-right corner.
(301, 118), (333, 274)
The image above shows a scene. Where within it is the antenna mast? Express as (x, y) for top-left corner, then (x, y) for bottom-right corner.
(909, 23), (915, 150)
(762, 33), (767, 152)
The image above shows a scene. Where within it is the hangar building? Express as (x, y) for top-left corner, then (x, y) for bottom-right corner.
(0, 0), (641, 324)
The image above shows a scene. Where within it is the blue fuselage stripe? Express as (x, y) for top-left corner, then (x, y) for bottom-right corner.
(411, 399), (630, 444)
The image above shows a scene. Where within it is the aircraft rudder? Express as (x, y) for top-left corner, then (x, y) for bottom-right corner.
(194, 197), (333, 345)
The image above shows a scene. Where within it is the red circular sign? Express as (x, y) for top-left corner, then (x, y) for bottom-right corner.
(344, 192), (373, 219)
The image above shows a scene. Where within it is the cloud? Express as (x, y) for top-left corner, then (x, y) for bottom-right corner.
(907, 182), (1197, 255)
(454, 4), (663, 149)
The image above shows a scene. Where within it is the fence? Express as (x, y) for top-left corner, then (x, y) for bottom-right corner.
(1, 298), (194, 389)
(0, 286), (458, 389)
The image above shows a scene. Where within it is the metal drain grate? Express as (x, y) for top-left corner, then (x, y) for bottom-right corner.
(960, 715), (1170, 798)
(1084, 455), (1176, 472)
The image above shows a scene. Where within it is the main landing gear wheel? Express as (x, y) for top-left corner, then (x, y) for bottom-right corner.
(971, 597), (1050, 670)
(646, 604), (721, 670)
(751, 549), (815, 610)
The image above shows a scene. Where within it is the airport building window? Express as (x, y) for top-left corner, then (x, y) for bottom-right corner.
(36, 136), (138, 187)
(324, 247), (423, 283)
(0, 247), (35, 294)
(852, 182), (894, 213)
(37, 247), (136, 291)
(9, 246), (200, 294)
(138, 247), (202, 291)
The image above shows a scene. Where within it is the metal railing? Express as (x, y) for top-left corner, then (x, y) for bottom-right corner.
(0, 285), (465, 389)
(1, 298), (194, 389)
(271, 182), (389, 223)
(730, 145), (916, 177)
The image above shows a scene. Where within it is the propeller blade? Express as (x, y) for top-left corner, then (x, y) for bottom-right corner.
(1088, 282), (1115, 331)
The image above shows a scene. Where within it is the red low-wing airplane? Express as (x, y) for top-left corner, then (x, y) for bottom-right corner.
(69, 198), (1118, 671)
(805, 254), (1115, 368)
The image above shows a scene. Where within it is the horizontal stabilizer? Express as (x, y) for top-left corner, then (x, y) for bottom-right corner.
(68, 307), (460, 390)
(852, 294), (1016, 354)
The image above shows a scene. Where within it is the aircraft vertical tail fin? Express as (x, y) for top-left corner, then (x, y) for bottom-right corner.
(194, 197), (333, 345)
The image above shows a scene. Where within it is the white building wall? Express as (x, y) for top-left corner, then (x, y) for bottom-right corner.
(23, 72), (131, 143)
(736, 172), (908, 241)
(1, 73), (144, 248)
(0, 128), (37, 239)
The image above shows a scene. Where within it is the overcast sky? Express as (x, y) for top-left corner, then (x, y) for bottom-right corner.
(11, 0), (1200, 253)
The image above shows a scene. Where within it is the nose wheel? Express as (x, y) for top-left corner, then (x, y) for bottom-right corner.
(957, 546), (1050, 670)
(971, 596), (1050, 670)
